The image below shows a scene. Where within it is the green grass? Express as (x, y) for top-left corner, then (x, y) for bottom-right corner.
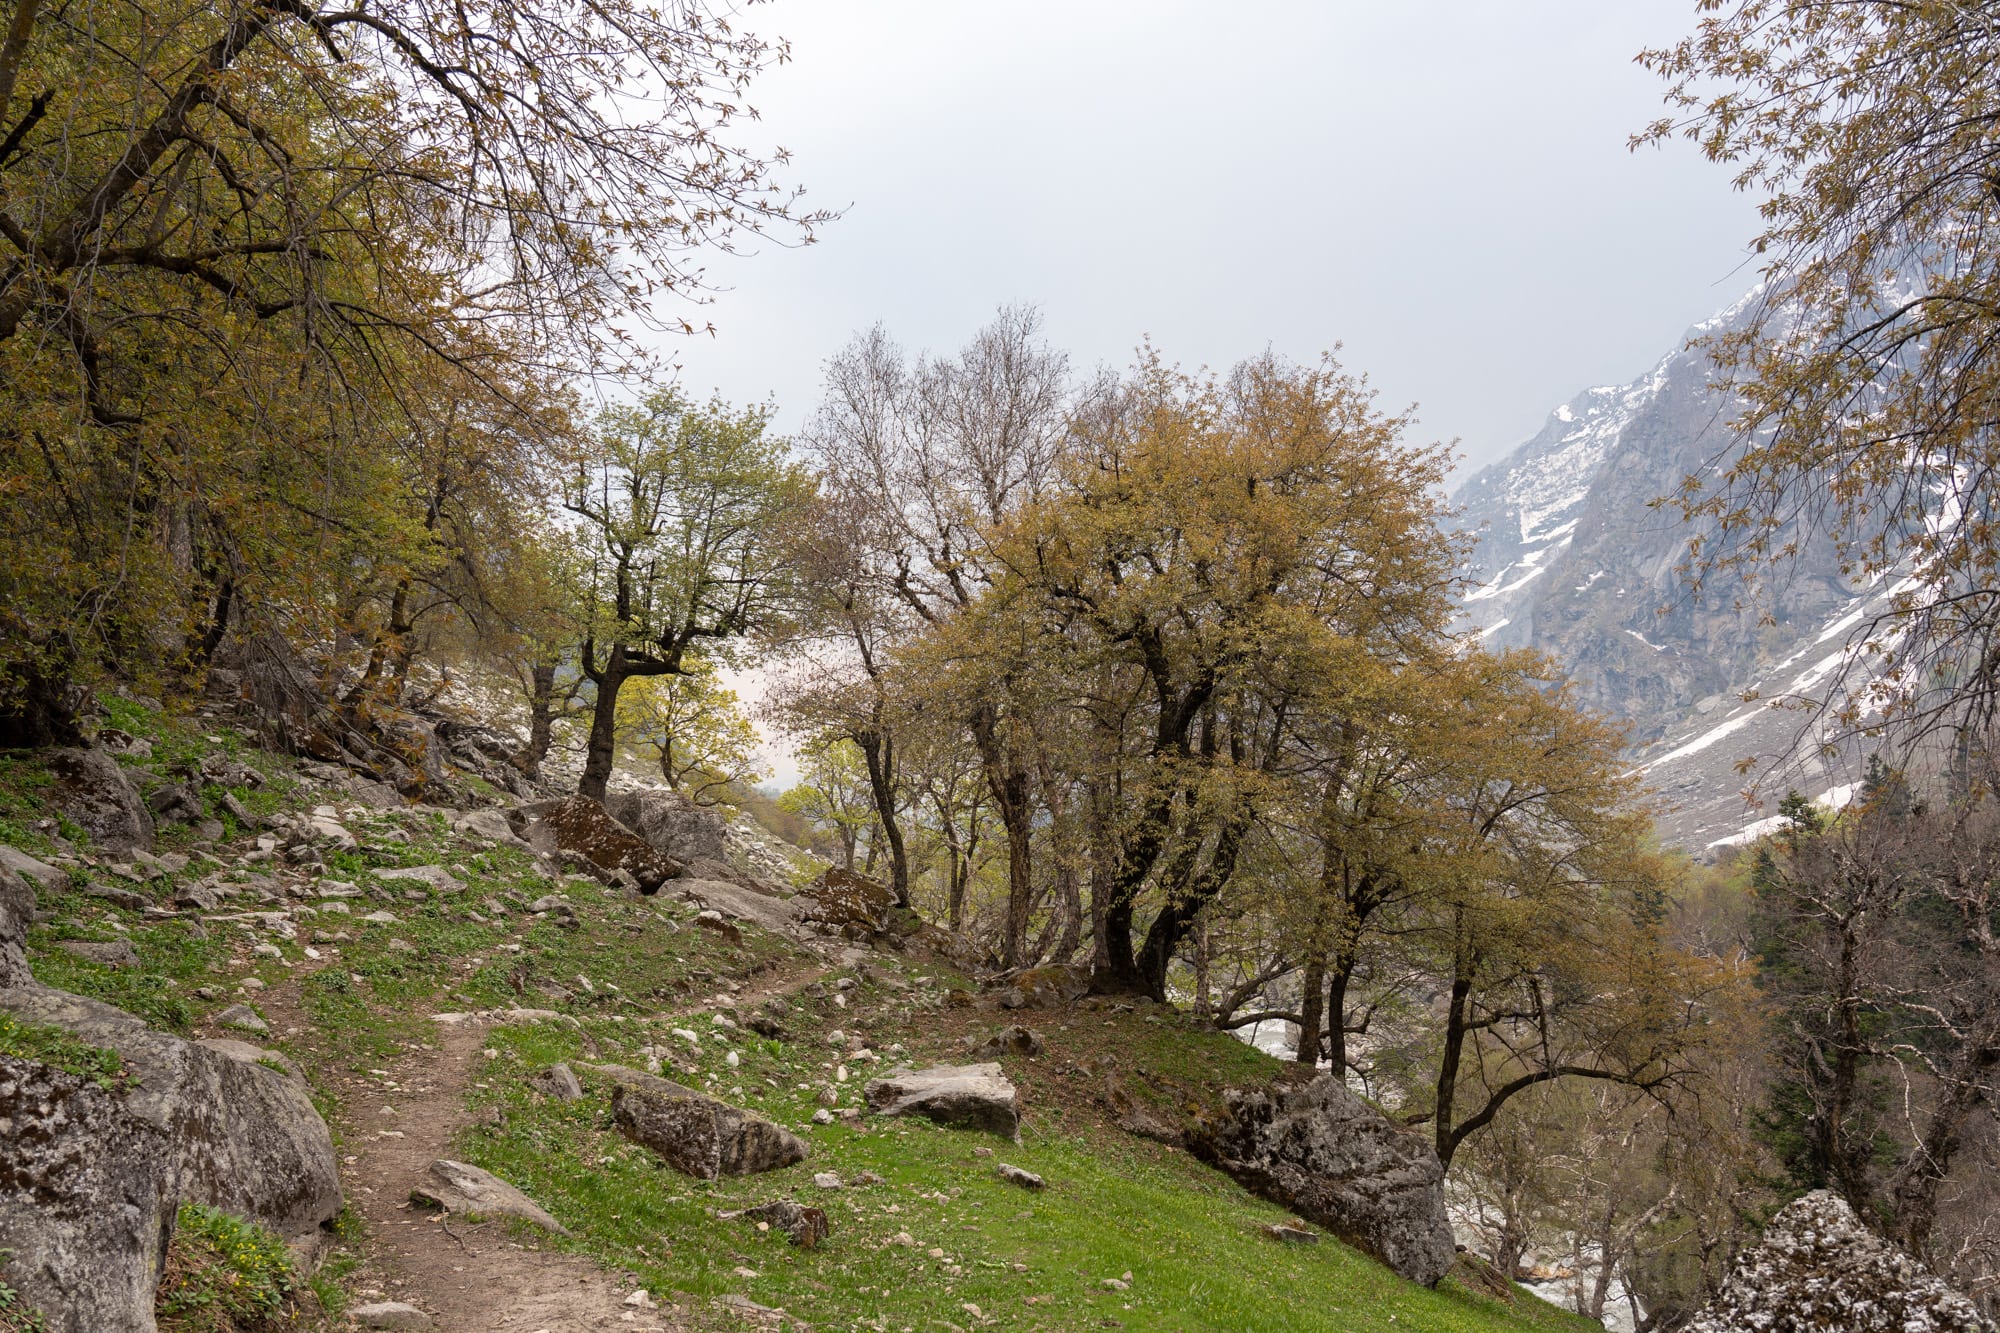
(457, 1017), (1592, 1333)
(156, 1203), (306, 1332)
(0, 1012), (126, 1089)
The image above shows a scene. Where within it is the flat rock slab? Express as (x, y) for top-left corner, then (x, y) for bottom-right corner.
(411, 1159), (568, 1235)
(864, 1063), (1020, 1139)
(0, 846), (65, 891)
(374, 865), (467, 894)
(595, 1064), (808, 1179)
(679, 878), (803, 937)
(56, 939), (139, 968)
(351, 1301), (432, 1329)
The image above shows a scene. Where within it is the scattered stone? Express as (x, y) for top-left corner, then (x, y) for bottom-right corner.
(812, 1171), (843, 1189)
(852, 1170), (885, 1186)
(623, 1288), (656, 1309)
(301, 813), (356, 852)
(864, 1063), (1020, 1139)
(351, 1301), (431, 1329)
(216, 1004), (270, 1035)
(46, 747), (155, 854)
(146, 781), (204, 825)
(375, 865), (467, 893)
(747, 1014), (790, 1039)
(965, 1024), (1043, 1059)
(529, 1062), (585, 1103)
(811, 1109), (834, 1125)
(0, 847), (65, 892)
(693, 909), (742, 944)
(85, 883), (150, 912)
(598, 1064), (809, 1179)
(171, 881), (221, 911)
(525, 895), (575, 919)
(347, 781), (404, 810)
(996, 1163), (1044, 1190)
(736, 1199), (830, 1248)
(218, 792), (258, 828)
(56, 939), (139, 968)
(1684, 1189), (1983, 1333)
(1192, 1072), (1455, 1288)
(360, 910), (400, 924)
(410, 1159), (569, 1235)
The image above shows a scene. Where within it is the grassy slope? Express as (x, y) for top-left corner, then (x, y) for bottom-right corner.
(0, 698), (1597, 1333)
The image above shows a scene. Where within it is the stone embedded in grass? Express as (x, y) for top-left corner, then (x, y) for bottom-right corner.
(375, 865), (467, 894)
(732, 1199), (830, 1248)
(597, 1064), (808, 1179)
(529, 1062), (585, 1103)
(85, 882), (151, 912)
(965, 1024), (1043, 1059)
(812, 1171), (842, 1188)
(996, 1163), (1044, 1190)
(216, 1004), (269, 1034)
(410, 1159), (569, 1235)
(58, 939), (140, 968)
(863, 1063), (1020, 1140)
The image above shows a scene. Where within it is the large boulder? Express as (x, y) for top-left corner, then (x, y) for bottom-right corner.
(46, 747), (154, 854)
(799, 867), (893, 935)
(995, 964), (1090, 1011)
(864, 1063), (1020, 1139)
(510, 797), (680, 892)
(1684, 1190), (1983, 1333)
(0, 987), (342, 1332)
(596, 1064), (808, 1179)
(605, 789), (729, 864)
(1193, 1073), (1455, 1288)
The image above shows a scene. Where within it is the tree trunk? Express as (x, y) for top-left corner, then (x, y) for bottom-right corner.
(1326, 961), (1352, 1076)
(525, 660), (558, 778)
(855, 723), (909, 907)
(577, 647), (626, 802)
(1435, 961), (1474, 1170)
(970, 704), (1034, 967)
(1294, 955), (1326, 1064)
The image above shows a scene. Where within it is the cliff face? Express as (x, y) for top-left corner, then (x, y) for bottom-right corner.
(1454, 291), (1892, 851)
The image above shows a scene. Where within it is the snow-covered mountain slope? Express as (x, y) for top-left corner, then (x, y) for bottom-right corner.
(1452, 293), (1910, 852)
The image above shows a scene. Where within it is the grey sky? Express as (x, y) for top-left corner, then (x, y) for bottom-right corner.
(654, 0), (1763, 480)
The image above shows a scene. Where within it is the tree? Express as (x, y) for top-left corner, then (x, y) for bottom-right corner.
(804, 307), (1073, 963)
(1749, 756), (2000, 1260)
(616, 658), (763, 803)
(1640, 3), (2000, 739)
(566, 389), (810, 801)
(0, 0), (826, 743)
(979, 348), (1462, 998)
(778, 734), (877, 871)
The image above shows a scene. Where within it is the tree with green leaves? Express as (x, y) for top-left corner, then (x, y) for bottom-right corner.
(566, 389), (811, 801)
(616, 657), (763, 803)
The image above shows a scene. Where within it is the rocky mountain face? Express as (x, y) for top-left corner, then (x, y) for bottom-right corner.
(1453, 292), (1901, 851)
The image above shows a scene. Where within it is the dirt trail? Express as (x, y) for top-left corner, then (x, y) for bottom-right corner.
(257, 947), (834, 1331)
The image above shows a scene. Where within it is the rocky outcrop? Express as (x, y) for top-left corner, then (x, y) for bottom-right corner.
(46, 747), (154, 854)
(0, 863), (36, 987)
(510, 797), (680, 892)
(411, 1159), (567, 1235)
(965, 1025), (1043, 1060)
(596, 1064), (808, 1179)
(1193, 1073), (1455, 1288)
(1684, 1190), (1983, 1333)
(864, 1063), (1020, 1139)
(0, 986), (342, 1331)
(995, 965), (1089, 1011)
(605, 788), (729, 864)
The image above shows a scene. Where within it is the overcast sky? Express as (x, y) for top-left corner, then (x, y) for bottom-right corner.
(650, 0), (1764, 481)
